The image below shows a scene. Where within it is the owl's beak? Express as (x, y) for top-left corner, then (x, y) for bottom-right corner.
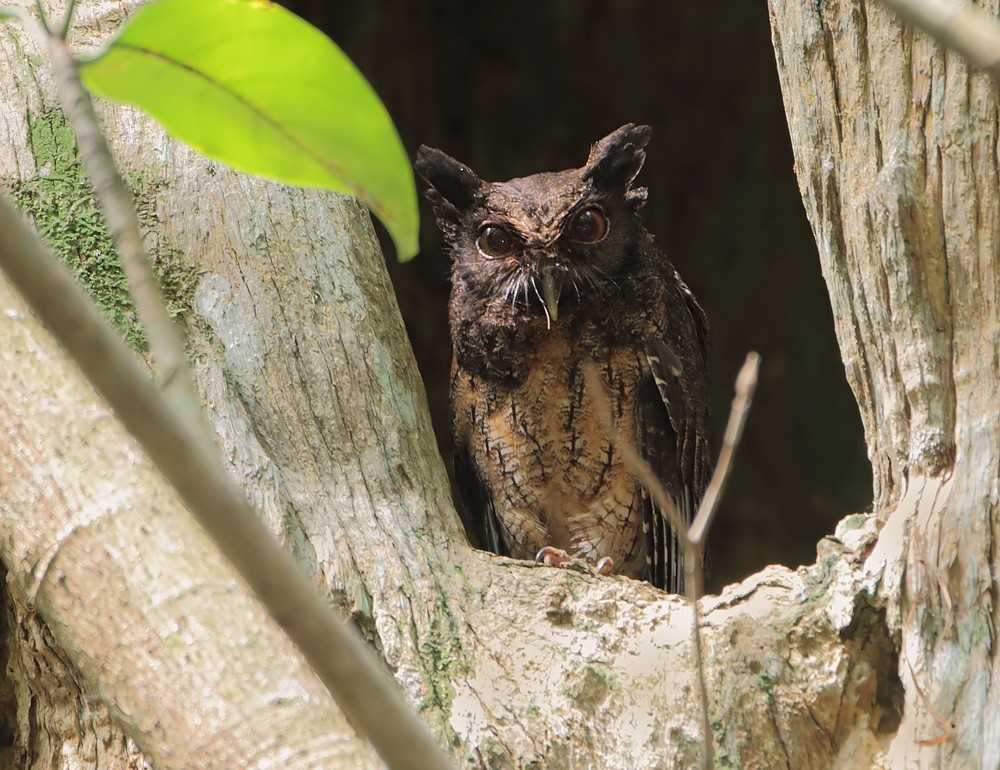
(540, 268), (562, 325)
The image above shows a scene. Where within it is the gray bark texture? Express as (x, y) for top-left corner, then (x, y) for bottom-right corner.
(0, 229), (378, 770)
(0, 0), (995, 769)
(769, 0), (1000, 767)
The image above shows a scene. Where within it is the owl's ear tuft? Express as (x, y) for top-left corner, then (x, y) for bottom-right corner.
(583, 124), (652, 194)
(415, 146), (483, 232)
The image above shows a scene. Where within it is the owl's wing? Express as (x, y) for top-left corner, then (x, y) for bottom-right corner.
(639, 336), (711, 592)
(453, 442), (508, 557)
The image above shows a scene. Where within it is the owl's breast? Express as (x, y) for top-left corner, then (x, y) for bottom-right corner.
(452, 325), (650, 577)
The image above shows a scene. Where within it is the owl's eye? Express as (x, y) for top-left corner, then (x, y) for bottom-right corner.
(477, 225), (519, 258)
(566, 206), (608, 243)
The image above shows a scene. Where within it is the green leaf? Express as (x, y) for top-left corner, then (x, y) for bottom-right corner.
(80, 0), (418, 259)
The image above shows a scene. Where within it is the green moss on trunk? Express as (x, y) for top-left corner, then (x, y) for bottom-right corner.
(7, 109), (200, 352)
(417, 614), (462, 746)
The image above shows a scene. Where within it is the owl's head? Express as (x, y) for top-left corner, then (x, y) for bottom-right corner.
(415, 124), (652, 327)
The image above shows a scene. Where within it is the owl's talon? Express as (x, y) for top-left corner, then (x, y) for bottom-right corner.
(535, 546), (571, 568)
(536, 548), (615, 578)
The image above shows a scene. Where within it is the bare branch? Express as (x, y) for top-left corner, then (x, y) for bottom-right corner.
(45, 34), (211, 447)
(689, 352), (760, 546)
(878, 0), (1000, 82)
(687, 352), (759, 770)
(57, 0), (76, 39)
(0, 196), (455, 770)
(587, 353), (761, 770)
(32, 0), (47, 32)
(687, 552), (712, 770)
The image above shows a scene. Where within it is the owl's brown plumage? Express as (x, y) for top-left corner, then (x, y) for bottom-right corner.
(415, 124), (711, 592)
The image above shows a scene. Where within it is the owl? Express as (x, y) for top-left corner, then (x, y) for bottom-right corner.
(415, 124), (711, 592)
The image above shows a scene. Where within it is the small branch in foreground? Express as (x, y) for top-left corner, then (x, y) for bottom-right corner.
(45, 26), (210, 448)
(589, 352), (760, 770)
(686, 351), (759, 770)
(0, 198), (455, 770)
(689, 352), (760, 546)
(58, 0), (77, 39)
(878, 0), (1000, 84)
(686, 560), (711, 769)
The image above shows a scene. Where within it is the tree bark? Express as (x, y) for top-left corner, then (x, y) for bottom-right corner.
(0, 227), (380, 769)
(0, 3), (380, 768)
(768, 0), (999, 766)
(2, 0), (996, 769)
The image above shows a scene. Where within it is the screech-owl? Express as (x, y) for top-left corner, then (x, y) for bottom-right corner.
(415, 124), (711, 592)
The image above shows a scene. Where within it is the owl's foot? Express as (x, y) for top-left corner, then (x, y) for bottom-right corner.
(535, 546), (572, 568)
(534, 547), (616, 577)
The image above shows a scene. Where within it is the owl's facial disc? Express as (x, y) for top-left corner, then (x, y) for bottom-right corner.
(470, 197), (628, 329)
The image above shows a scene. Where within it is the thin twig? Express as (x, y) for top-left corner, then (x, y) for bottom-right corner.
(878, 0), (1000, 84)
(58, 0), (77, 39)
(587, 353), (761, 770)
(33, 0), (48, 33)
(45, 32), (211, 449)
(0, 197), (456, 770)
(689, 353), (760, 546)
(685, 539), (712, 769)
(688, 351), (759, 769)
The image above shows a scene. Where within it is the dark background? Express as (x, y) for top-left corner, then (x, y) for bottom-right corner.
(281, 0), (872, 591)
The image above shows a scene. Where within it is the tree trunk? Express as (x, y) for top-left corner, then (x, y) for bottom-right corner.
(0, 228), (378, 769)
(0, 3), (381, 768)
(768, 0), (999, 766)
(1, 0), (996, 769)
